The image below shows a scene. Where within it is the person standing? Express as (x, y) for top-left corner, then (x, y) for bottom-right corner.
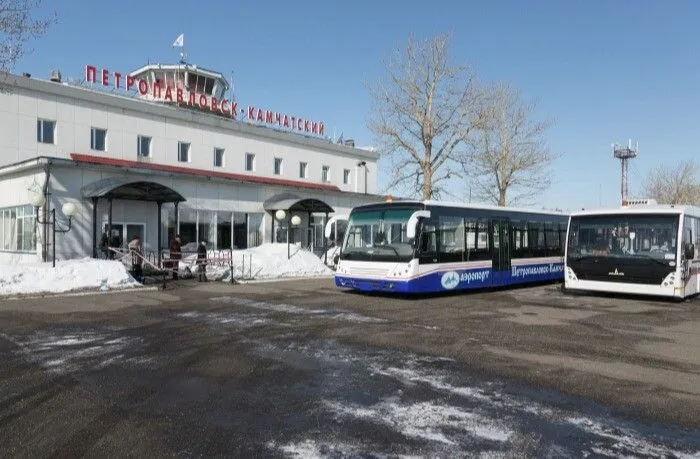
(196, 240), (208, 282)
(128, 235), (144, 283)
(169, 234), (182, 280)
(99, 232), (109, 259)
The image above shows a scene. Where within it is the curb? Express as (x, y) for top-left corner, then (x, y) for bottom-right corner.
(2, 285), (160, 301)
(233, 275), (335, 285)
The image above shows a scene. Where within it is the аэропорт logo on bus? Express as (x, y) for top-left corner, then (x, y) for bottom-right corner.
(441, 271), (460, 289)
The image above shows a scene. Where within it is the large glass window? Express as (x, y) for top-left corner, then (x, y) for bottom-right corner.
(91, 127), (107, 151)
(37, 119), (55, 144)
(216, 211), (232, 250)
(198, 210), (216, 248)
(0, 205), (36, 252)
(341, 209), (416, 262)
(568, 214), (680, 263)
(178, 208), (197, 250)
(233, 212), (247, 249)
(248, 213), (263, 248)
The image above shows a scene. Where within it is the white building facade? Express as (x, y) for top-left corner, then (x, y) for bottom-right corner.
(0, 64), (380, 264)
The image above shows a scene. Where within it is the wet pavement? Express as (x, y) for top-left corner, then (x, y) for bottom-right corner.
(0, 281), (698, 457)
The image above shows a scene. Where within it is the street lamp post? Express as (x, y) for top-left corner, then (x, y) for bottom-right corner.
(289, 215), (301, 259)
(28, 190), (78, 268)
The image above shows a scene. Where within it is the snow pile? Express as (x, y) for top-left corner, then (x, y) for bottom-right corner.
(0, 258), (140, 296)
(184, 243), (333, 281)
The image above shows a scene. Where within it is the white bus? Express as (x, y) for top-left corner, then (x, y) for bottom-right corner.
(564, 200), (700, 299)
(331, 200), (568, 294)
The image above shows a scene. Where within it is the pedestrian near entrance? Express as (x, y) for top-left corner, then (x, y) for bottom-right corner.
(128, 235), (144, 283)
(169, 234), (182, 279)
(99, 232), (109, 259)
(197, 241), (208, 282)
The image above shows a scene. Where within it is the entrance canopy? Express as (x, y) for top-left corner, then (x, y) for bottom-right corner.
(80, 177), (185, 203)
(263, 192), (333, 214)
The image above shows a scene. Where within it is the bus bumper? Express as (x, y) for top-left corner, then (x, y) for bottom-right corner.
(334, 275), (413, 293)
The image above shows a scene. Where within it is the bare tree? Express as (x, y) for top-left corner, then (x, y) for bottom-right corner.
(0, 0), (54, 72)
(642, 159), (700, 205)
(367, 32), (482, 200)
(464, 83), (557, 206)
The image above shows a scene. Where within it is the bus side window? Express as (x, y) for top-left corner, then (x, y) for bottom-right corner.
(473, 220), (491, 261)
(528, 221), (546, 257)
(438, 216), (465, 263)
(511, 221), (529, 258)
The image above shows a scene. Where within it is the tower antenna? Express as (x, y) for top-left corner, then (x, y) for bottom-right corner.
(613, 140), (638, 204)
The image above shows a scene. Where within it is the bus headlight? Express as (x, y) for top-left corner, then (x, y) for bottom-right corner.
(662, 272), (676, 287)
(388, 262), (413, 278)
(566, 267), (578, 281)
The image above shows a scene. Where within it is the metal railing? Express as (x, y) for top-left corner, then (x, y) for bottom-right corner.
(100, 246), (255, 283)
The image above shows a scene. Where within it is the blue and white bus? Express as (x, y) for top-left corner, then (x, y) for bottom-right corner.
(332, 200), (569, 294)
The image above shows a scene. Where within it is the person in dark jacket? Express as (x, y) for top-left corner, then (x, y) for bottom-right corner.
(99, 232), (109, 259)
(196, 241), (208, 282)
(169, 234), (182, 279)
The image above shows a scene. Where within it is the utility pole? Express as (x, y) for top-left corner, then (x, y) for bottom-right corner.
(613, 140), (638, 204)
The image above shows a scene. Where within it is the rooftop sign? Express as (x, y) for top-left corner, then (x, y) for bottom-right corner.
(84, 65), (325, 136)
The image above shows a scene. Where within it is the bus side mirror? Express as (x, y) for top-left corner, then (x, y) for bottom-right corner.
(684, 243), (695, 260)
(406, 210), (431, 240)
(325, 214), (349, 239)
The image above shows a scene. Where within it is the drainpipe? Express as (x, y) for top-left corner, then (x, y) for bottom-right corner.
(41, 161), (52, 263)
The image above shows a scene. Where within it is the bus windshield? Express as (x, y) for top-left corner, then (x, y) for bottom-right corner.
(567, 214), (679, 264)
(340, 208), (416, 262)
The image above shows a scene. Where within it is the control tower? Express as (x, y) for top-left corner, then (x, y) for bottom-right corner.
(128, 63), (230, 106)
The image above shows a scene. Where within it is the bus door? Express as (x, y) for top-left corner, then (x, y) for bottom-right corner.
(491, 218), (512, 286)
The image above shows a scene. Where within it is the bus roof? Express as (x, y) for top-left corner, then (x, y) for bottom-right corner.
(571, 204), (700, 218)
(351, 199), (568, 217)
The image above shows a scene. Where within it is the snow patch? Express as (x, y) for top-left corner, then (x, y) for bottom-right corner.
(0, 258), (140, 296)
(325, 398), (513, 444)
(185, 243), (333, 281)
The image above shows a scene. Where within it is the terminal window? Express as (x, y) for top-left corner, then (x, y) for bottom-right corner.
(178, 142), (190, 162)
(214, 148), (225, 167)
(245, 153), (255, 172)
(36, 119), (55, 144)
(274, 157), (283, 175)
(322, 165), (330, 182)
(91, 127), (107, 151)
(137, 135), (151, 157)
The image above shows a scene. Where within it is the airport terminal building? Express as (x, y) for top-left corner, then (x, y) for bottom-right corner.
(0, 62), (380, 263)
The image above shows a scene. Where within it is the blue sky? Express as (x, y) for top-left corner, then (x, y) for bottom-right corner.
(13, 0), (700, 211)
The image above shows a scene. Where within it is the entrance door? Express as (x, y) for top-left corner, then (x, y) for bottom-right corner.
(103, 223), (145, 249)
(491, 218), (512, 286)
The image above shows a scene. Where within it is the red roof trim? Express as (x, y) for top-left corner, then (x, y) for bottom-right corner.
(70, 153), (341, 192)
